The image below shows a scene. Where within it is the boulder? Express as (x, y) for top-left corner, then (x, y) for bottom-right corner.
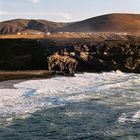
(48, 53), (78, 74)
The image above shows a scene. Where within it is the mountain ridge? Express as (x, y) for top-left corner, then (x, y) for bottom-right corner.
(0, 13), (140, 34)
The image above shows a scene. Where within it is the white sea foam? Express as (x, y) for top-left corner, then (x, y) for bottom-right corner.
(0, 72), (140, 123)
(118, 110), (140, 123)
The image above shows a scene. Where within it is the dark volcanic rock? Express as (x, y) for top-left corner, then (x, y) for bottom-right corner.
(0, 38), (140, 73)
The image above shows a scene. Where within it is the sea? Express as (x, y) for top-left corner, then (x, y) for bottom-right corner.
(0, 71), (140, 140)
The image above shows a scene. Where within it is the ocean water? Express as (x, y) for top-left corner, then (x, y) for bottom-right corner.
(0, 71), (140, 139)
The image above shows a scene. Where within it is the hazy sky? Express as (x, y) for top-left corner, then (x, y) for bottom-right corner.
(0, 0), (140, 22)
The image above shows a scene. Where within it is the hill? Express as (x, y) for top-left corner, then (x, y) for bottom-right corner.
(57, 13), (140, 33)
(0, 13), (140, 34)
(0, 19), (67, 34)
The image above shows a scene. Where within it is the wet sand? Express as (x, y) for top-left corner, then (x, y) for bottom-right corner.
(0, 70), (53, 89)
(0, 79), (26, 89)
(0, 70), (53, 83)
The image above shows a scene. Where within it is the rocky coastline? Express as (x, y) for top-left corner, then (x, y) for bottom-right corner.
(0, 36), (140, 76)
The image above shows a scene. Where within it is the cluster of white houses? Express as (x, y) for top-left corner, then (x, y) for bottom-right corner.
(16, 31), (70, 35)
(16, 32), (46, 35)
(16, 31), (128, 36)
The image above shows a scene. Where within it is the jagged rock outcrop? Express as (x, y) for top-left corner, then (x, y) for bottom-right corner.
(0, 38), (140, 73)
(73, 41), (140, 72)
(48, 53), (78, 74)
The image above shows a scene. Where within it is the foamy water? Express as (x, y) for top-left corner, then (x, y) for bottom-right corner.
(0, 72), (140, 139)
(0, 72), (140, 121)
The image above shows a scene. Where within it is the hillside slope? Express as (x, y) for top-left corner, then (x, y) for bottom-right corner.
(0, 13), (140, 34)
(57, 13), (140, 33)
(0, 19), (67, 34)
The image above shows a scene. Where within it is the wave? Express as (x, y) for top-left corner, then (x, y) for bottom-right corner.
(0, 71), (140, 123)
(118, 110), (140, 123)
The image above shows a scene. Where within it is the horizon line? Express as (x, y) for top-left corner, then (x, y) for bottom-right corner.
(0, 12), (140, 23)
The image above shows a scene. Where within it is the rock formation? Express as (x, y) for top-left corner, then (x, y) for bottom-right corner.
(48, 53), (78, 74)
(0, 37), (140, 73)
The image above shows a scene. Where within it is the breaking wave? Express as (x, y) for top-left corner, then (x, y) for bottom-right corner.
(0, 71), (140, 125)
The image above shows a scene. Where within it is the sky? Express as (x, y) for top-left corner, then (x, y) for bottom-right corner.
(0, 0), (140, 22)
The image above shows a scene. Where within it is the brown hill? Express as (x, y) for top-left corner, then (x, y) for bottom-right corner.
(0, 13), (140, 34)
(57, 13), (140, 33)
(0, 19), (67, 34)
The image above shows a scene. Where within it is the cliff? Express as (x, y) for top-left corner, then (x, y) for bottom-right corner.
(0, 36), (140, 73)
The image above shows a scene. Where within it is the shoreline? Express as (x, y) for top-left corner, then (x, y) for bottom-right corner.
(0, 70), (77, 86)
(0, 70), (139, 83)
(0, 70), (54, 82)
(0, 79), (27, 89)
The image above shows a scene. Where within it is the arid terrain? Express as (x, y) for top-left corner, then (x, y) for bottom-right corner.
(0, 13), (140, 34)
(0, 13), (140, 80)
(0, 33), (140, 73)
